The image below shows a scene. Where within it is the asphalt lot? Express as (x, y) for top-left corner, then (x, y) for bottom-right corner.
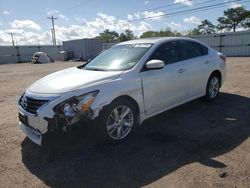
(0, 58), (250, 188)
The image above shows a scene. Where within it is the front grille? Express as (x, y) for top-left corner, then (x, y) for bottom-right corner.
(20, 95), (49, 114)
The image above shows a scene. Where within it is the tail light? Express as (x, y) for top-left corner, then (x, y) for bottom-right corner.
(218, 53), (226, 64)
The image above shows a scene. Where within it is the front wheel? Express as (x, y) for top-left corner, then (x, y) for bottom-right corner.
(93, 98), (138, 143)
(205, 74), (220, 101)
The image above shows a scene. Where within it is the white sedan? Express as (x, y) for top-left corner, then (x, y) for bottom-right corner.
(18, 37), (226, 146)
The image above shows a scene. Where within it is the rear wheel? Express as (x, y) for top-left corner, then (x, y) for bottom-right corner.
(205, 74), (220, 101)
(93, 98), (138, 143)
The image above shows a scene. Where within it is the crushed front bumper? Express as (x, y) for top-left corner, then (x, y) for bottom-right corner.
(20, 122), (42, 146)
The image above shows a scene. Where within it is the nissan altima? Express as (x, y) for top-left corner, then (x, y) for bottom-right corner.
(18, 37), (226, 146)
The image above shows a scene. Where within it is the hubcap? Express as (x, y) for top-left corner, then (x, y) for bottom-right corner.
(209, 77), (219, 98)
(106, 105), (133, 140)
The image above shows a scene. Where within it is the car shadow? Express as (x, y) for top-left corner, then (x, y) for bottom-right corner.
(21, 92), (250, 187)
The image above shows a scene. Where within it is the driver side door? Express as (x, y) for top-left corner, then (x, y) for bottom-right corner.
(141, 41), (189, 116)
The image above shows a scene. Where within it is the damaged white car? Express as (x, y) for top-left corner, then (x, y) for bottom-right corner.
(18, 37), (226, 146)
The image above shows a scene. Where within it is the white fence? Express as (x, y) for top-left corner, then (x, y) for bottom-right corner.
(192, 31), (250, 56)
(0, 45), (62, 64)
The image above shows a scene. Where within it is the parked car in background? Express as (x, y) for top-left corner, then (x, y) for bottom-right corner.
(18, 37), (226, 146)
(31, 52), (54, 64)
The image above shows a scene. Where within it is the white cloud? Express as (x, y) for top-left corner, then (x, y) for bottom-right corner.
(166, 22), (182, 30)
(3, 11), (10, 15)
(0, 12), (153, 45)
(174, 0), (193, 6)
(97, 12), (116, 23)
(144, 0), (150, 4)
(183, 16), (201, 25)
(141, 11), (164, 21)
(10, 20), (41, 30)
(127, 14), (133, 20)
(229, 2), (242, 9)
(53, 13), (152, 43)
(0, 29), (53, 45)
(127, 12), (141, 20)
(46, 9), (60, 16)
(5, 28), (25, 34)
(59, 14), (69, 21)
(128, 11), (164, 21)
(0, 30), (11, 45)
(74, 15), (87, 23)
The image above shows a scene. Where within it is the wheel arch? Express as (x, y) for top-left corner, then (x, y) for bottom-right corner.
(109, 95), (141, 124)
(111, 95), (140, 113)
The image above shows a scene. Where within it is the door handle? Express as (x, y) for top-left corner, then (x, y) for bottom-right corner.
(178, 68), (185, 73)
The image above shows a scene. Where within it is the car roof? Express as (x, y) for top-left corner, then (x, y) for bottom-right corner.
(117, 37), (199, 45)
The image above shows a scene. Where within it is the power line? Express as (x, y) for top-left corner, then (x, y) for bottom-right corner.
(141, 0), (193, 12)
(165, 0), (250, 18)
(32, 0), (93, 25)
(153, 0), (218, 13)
(127, 0), (244, 23)
(47, 16), (57, 45)
(79, 0), (246, 28)
(141, 0), (215, 12)
(87, 0), (250, 33)
(123, 0), (218, 24)
(121, 0), (219, 24)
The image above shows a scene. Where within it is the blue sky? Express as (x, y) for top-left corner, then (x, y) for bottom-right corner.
(0, 0), (249, 45)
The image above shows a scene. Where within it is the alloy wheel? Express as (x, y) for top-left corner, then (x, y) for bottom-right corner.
(209, 77), (219, 98)
(106, 105), (134, 140)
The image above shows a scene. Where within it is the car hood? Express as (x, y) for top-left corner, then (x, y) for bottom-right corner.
(27, 67), (122, 94)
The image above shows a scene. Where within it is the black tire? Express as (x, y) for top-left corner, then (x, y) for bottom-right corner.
(92, 98), (138, 143)
(205, 73), (220, 101)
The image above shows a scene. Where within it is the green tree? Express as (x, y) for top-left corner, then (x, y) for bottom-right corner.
(198, 19), (216, 34)
(118, 29), (135, 42)
(99, 29), (119, 42)
(158, 29), (176, 37)
(187, 28), (201, 36)
(216, 17), (229, 33)
(242, 10), (250, 29)
(217, 7), (249, 32)
(140, 29), (182, 38)
(140, 31), (159, 38)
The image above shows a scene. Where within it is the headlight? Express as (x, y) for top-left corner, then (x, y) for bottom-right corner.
(72, 91), (99, 112)
(54, 91), (99, 117)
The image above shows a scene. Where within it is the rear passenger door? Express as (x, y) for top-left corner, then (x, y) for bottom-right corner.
(178, 40), (211, 98)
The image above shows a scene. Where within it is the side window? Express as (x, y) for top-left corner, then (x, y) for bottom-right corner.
(149, 41), (179, 64)
(199, 43), (208, 55)
(180, 40), (203, 60)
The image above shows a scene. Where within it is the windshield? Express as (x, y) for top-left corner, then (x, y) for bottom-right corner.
(84, 43), (152, 71)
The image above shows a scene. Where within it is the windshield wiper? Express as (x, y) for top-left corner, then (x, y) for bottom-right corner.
(84, 67), (108, 71)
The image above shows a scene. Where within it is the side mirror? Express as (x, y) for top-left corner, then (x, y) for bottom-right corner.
(146, 59), (165, 70)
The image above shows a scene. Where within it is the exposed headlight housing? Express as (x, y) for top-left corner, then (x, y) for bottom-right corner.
(54, 90), (99, 117)
(71, 91), (98, 112)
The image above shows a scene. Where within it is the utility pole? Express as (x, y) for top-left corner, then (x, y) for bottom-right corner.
(51, 28), (55, 45)
(9, 32), (15, 47)
(47, 15), (57, 45)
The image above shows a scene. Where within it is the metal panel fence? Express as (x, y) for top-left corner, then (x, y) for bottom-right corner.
(63, 38), (102, 61)
(192, 31), (250, 56)
(0, 45), (62, 64)
(1, 31), (249, 64)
